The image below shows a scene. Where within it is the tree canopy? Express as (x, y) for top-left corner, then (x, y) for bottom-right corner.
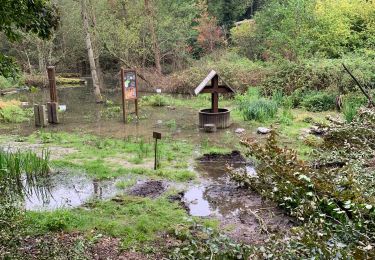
(0, 0), (59, 41)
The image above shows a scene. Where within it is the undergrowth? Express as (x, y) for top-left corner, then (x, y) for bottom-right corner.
(229, 108), (375, 258)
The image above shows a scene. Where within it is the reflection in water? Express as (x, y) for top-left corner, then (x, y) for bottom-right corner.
(184, 161), (258, 217)
(24, 171), (129, 211)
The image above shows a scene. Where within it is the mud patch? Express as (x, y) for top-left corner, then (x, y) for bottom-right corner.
(5, 232), (153, 260)
(198, 150), (246, 163)
(128, 180), (166, 198)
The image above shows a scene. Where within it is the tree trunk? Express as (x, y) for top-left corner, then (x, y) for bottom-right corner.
(37, 42), (45, 73)
(81, 0), (103, 103)
(144, 0), (162, 75)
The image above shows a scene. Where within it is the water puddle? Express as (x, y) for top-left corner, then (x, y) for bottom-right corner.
(182, 155), (293, 243)
(24, 170), (134, 211)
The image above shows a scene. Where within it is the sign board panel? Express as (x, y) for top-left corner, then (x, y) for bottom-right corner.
(153, 132), (162, 139)
(123, 70), (137, 100)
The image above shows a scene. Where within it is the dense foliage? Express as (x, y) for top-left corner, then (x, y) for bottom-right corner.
(230, 108), (375, 258)
(0, 0), (59, 41)
(232, 0), (375, 60)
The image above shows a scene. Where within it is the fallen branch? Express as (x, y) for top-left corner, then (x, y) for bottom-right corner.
(342, 63), (374, 107)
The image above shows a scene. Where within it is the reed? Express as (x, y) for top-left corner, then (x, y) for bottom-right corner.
(0, 149), (50, 202)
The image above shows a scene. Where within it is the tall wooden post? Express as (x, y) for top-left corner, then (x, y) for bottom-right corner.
(121, 68), (126, 123)
(47, 66), (59, 124)
(211, 75), (219, 113)
(47, 66), (57, 102)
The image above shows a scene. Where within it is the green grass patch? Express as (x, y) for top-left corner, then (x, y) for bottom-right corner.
(24, 196), (189, 248)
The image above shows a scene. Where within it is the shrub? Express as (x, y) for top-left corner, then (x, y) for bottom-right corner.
(141, 94), (169, 106)
(0, 100), (31, 123)
(261, 56), (375, 96)
(300, 91), (336, 112)
(0, 102), (31, 123)
(0, 54), (20, 80)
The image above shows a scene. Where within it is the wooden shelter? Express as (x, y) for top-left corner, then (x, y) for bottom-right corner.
(195, 70), (235, 129)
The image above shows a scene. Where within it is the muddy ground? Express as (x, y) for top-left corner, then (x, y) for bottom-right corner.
(128, 180), (166, 198)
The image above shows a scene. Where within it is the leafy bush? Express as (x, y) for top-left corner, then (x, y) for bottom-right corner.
(169, 223), (251, 259)
(0, 100), (31, 123)
(141, 94), (169, 106)
(300, 91), (336, 112)
(0, 54), (20, 80)
(237, 88), (278, 122)
(231, 124), (375, 258)
(261, 56), (375, 96)
(234, 0), (375, 60)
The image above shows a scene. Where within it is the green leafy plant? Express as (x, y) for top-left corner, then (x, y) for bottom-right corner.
(301, 91), (336, 112)
(141, 94), (169, 106)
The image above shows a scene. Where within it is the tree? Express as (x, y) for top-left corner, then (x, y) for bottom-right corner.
(0, 0), (59, 41)
(144, 0), (162, 74)
(195, 0), (225, 54)
(81, 0), (103, 103)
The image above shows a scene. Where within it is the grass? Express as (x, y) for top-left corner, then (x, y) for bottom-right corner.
(141, 94), (169, 106)
(0, 149), (50, 201)
(0, 100), (31, 123)
(115, 178), (137, 189)
(237, 88), (278, 122)
(24, 196), (190, 248)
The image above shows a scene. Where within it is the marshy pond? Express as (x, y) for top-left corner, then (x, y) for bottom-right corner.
(1, 83), (291, 244)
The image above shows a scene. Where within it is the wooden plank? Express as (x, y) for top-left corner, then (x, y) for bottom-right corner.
(38, 105), (48, 127)
(34, 104), (41, 127)
(200, 87), (233, 94)
(194, 70), (217, 95)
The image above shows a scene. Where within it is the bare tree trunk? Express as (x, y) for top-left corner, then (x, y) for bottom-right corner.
(81, 0), (103, 103)
(88, 0), (105, 89)
(37, 42), (45, 73)
(144, 0), (162, 74)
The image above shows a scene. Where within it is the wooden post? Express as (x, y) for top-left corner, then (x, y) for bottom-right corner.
(47, 102), (59, 124)
(47, 66), (57, 102)
(135, 99), (139, 119)
(34, 104), (48, 127)
(153, 132), (161, 170)
(121, 68), (126, 123)
(211, 75), (219, 113)
(47, 66), (59, 124)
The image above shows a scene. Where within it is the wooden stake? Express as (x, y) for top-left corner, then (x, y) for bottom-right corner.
(121, 68), (126, 123)
(211, 75), (219, 113)
(47, 66), (57, 102)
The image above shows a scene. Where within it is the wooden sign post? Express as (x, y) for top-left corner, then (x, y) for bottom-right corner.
(121, 68), (139, 123)
(153, 131), (162, 170)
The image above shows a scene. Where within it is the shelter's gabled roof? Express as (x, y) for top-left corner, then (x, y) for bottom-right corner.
(194, 70), (235, 95)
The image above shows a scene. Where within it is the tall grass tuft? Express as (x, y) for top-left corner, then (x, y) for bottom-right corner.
(0, 149), (50, 202)
(237, 88), (278, 122)
(342, 101), (359, 123)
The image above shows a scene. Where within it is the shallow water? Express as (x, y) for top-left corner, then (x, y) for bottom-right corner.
(1, 84), (248, 148)
(184, 160), (293, 243)
(24, 170), (134, 211)
(183, 161), (254, 217)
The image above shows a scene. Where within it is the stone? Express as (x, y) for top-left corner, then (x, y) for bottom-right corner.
(235, 128), (245, 134)
(203, 123), (217, 133)
(310, 126), (326, 135)
(257, 127), (271, 134)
